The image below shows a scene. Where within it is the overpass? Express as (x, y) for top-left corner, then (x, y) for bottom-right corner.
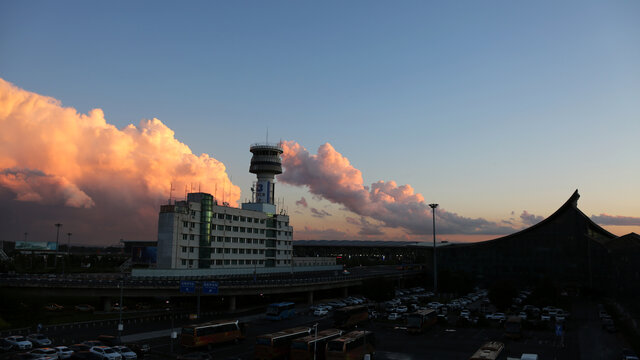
(0, 266), (423, 311)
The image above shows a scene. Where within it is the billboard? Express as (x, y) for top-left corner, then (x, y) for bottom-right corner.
(15, 241), (58, 251)
(132, 246), (157, 264)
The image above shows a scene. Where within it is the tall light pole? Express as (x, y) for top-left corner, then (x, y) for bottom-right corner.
(313, 323), (318, 360)
(67, 233), (72, 255)
(118, 278), (124, 341)
(54, 223), (62, 268)
(429, 204), (438, 294)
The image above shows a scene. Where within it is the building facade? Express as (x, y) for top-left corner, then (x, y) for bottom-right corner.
(156, 142), (294, 270)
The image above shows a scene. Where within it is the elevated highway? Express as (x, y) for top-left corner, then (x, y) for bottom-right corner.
(1, 266), (423, 310)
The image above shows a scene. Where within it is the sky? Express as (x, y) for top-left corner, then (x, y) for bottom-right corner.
(1, 1), (639, 246)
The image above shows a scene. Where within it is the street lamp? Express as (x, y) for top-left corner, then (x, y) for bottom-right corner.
(54, 223), (62, 268)
(313, 323), (318, 360)
(118, 278), (124, 341)
(429, 203), (438, 294)
(67, 233), (72, 255)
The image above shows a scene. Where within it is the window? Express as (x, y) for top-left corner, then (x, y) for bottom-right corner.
(246, 228), (252, 234)
(189, 260), (194, 265)
(239, 249), (245, 254)
(224, 260), (230, 265)
(189, 234), (195, 240)
(216, 260), (223, 265)
(190, 222), (196, 228)
(225, 237), (231, 243)
(259, 260), (264, 264)
(253, 249), (258, 254)
(232, 249), (238, 254)
(217, 214), (224, 219)
(260, 229), (265, 234)
(181, 247), (187, 253)
(239, 260), (244, 265)
(226, 214), (232, 220)
(232, 237), (238, 243)
(232, 260), (237, 265)
(233, 226), (238, 232)
(240, 238), (245, 243)
(254, 218), (259, 223)
(260, 250), (264, 254)
(252, 260), (257, 265)
(224, 248), (230, 254)
(240, 216), (246, 222)
(217, 237), (223, 242)
(182, 234), (188, 240)
(191, 210), (196, 216)
(217, 225), (224, 230)
(233, 215), (239, 221)
(216, 248), (223, 254)
(183, 221), (189, 227)
(225, 226), (232, 231)
(260, 239), (265, 244)
(240, 227), (245, 233)
(181, 260), (186, 265)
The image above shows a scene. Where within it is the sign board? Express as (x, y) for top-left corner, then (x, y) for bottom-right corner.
(179, 280), (196, 293)
(202, 281), (219, 295)
(15, 241), (58, 251)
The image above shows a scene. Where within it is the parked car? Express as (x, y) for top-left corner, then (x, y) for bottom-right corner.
(30, 347), (59, 359)
(622, 348), (639, 360)
(68, 345), (91, 353)
(5, 336), (33, 350)
(313, 308), (328, 316)
(44, 304), (64, 312)
(176, 353), (212, 360)
(1, 338), (15, 352)
(89, 346), (121, 360)
(82, 342), (103, 349)
(54, 346), (74, 359)
(387, 313), (401, 321)
(396, 305), (408, 313)
(75, 305), (95, 312)
(518, 311), (528, 320)
(111, 346), (136, 360)
(27, 334), (52, 347)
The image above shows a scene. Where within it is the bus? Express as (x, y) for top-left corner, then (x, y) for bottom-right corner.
(266, 302), (296, 320)
(469, 341), (504, 360)
(180, 320), (244, 348)
(290, 329), (343, 360)
(333, 305), (368, 328)
(504, 316), (522, 339)
(325, 331), (375, 360)
(255, 326), (311, 360)
(406, 309), (437, 334)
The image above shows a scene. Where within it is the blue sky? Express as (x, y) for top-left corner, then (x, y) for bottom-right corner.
(1, 1), (639, 243)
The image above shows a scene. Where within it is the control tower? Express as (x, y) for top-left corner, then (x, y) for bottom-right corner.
(249, 142), (283, 205)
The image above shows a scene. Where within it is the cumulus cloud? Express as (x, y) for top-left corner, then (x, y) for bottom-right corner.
(0, 78), (240, 244)
(295, 197), (308, 208)
(280, 141), (515, 235)
(310, 207), (332, 218)
(520, 210), (544, 226)
(591, 214), (640, 226)
(346, 216), (384, 236)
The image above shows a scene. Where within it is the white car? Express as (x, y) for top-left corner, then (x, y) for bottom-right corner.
(55, 346), (74, 359)
(112, 346), (137, 360)
(518, 311), (528, 320)
(396, 305), (408, 313)
(460, 309), (471, 318)
(90, 346), (122, 360)
(313, 308), (329, 316)
(387, 313), (401, 321)
(31, 347), (59, 359)
(28, 333), (52, 347)
(5, 335), (33, 350)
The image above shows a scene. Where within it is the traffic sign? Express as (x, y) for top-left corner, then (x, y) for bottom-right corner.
(180, 280), (196, 293)
(202, 281), (219, 295)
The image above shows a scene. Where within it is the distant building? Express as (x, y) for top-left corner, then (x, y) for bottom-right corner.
(156, 142), (294, 270)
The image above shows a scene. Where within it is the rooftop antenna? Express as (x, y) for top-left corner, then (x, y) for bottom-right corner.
(266, 127), (269, 144)
(168, 182), (175, 204)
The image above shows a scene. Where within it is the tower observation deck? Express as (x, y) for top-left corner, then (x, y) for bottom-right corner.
(249, 142), (283, 205)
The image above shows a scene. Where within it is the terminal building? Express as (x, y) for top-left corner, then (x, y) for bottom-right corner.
(156, 143), (295, 271)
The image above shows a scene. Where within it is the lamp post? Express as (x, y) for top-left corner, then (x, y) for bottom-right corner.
(118, 278), (124, 341)
(54, 223), (62, 268)
(429, 203), (438, 295)
(313, 323), (318, 360)
(67, 233), (72, 255)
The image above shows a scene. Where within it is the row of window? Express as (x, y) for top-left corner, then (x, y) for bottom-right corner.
(180, 235), (292, 247)
(180, 246), (292, 255)
(180, 259), (292, 266)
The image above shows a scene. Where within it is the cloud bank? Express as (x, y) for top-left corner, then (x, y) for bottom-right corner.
(591, 214), (640, 226)
(280, 141), (515, 236)
(0, 78), (240, 244)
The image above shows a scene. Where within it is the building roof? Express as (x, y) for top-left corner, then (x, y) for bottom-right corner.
(293, 240), (430, 248)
